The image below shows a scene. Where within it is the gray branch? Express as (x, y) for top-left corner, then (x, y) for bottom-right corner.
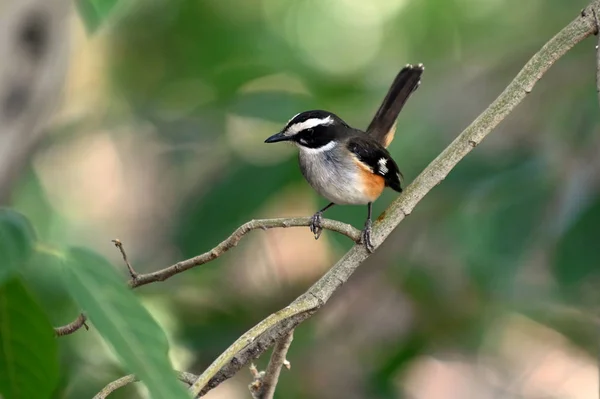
(128, 217), (361, 288)
(593, 6), (600, 105)
(54, 217), (360, 336)
(188, 3), (600, 397)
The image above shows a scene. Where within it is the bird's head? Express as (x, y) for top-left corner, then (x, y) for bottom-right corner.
(265, 110), (347, 150)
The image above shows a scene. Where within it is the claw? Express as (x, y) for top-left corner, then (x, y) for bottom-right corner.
(361, 219), (375, 253)
(309, 212), (324, 240)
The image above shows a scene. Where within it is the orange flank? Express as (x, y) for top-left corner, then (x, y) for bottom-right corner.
(352, 156), (385, 201)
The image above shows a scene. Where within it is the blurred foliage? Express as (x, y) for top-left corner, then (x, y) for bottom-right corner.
(452, 157), (553, 296)
(62, 248), (190, 398)
(0, 210), (59, 399)
(0, 209), (36, 283)
(75, 0), (121, 33)
(176, 156), (301, 255)
(553, 195), (600, 305)
(0, 278), (59, 399)
(1, 0), (599, 398)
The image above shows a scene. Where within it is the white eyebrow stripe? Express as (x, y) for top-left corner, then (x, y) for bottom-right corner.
(298, 140), (336, 154)
(285, 116), (334, 136)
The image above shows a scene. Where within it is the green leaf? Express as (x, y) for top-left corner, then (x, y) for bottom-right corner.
(11, 167), (60, 243)
(0, 277), (59, 399)
(75, 0), (121, 33)
(62, 248), (189, 399)
(0, 209), (36, 284)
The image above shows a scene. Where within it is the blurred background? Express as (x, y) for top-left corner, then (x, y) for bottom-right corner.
(5, 0), (600, 397)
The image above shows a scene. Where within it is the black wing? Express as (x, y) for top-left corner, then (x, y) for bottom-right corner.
(347, 136), (403, 192)
(366, 64), (424, 148)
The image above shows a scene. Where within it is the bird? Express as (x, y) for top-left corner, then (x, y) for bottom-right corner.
(264, 64), (424, 252)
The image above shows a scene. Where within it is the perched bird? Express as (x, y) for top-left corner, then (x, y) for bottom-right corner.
(264, 64), (424, 252)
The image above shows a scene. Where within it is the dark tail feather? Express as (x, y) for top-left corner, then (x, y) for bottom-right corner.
(366, 64), (424, 148)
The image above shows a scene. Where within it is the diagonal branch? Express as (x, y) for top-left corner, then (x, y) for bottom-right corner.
(53, 217), (360, 336)
(188, 3), (600, 396)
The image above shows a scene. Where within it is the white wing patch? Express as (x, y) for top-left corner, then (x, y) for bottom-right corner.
(285, 116), (334, 136)
(377, 157), (389, 175)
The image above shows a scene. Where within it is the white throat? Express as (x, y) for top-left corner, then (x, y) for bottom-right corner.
(298, 140), (336, 154)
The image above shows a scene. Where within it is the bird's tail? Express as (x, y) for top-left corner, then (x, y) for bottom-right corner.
(366, 64), (424, 148)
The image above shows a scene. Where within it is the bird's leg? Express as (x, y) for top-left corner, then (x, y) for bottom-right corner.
(361, 202), (375, 253)
(310, 202), (335, 240)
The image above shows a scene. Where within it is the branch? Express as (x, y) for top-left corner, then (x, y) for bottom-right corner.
(111, 239), (137, 279)
(52, 217), (360, 335)
(92, 371), (198, 399)
(593, 6), (600, 104)
(188, 3), (600, 396)
(53, 313), (87, 337)
(128, 217), (360, 288)
(249, 330), (294, 399)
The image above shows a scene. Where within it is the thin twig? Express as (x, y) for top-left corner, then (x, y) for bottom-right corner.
(249, 330), (294, 399)
(53, 313), (88, 337)
(188, 4), (600, 396)
(248, 363), (265, 397)
(53, 217), (360, 335)
(128, 217), (360, 288)
(92, 371), (198, 399)
(111, 239), (138, 279)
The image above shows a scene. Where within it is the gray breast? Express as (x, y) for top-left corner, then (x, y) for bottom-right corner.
(298, 144), (371, 205)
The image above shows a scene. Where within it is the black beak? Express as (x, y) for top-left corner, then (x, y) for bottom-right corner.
(264, 131), (291, 143)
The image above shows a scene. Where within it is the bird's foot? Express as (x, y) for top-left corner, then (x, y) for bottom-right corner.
(361, 219), (375, 253)
(309, 212), (324, 239)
